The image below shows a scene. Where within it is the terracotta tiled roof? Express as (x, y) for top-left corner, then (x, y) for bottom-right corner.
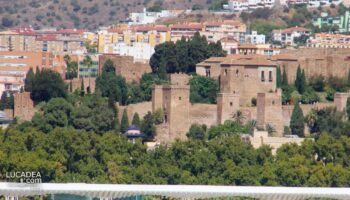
(204, 20), (244, 28)
(107, 29), (125, 33)
(220, 36), (239, 43)
(133, 25), (169, 32)
(238, 43), (258, 49)
(170, 23), (204, 30)
(221, 54), (276, 66)
(35, 35), (57, 41)
(273, 27), (310, 33)
(10, 27), (36, 35)
(315, 33), (350, 39)
(56, 29), (87, 34)
(204, 57), (228, 62)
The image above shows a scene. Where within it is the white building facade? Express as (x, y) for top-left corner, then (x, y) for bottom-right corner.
(246, 31), (265, 44)
(272, 27), (311, 46)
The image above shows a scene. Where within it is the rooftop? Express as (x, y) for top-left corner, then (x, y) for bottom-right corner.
(221, 54), (276, 66)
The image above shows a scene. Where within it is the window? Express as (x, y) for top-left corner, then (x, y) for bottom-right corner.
(179, 96), (182, 100)
(261, 71), (265, 82)
(205, 68), (211, 77)
(224, 69), (228, 76)
(269, 71), (273, 82)
(236, 69), (239, 77)
(230, 102), (233, 106)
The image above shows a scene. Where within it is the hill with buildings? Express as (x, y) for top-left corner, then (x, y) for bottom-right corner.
(0, 0), (216, 30)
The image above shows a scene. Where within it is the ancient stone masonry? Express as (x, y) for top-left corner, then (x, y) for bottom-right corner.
(150, 51), (350, 142)
(198, 48), (350, 86)
(334, 92), (350, 112)
(66, 78), (96, 93)
(216, 93), (240, 124)
(256, 89), (284, 136)
(99, 54), (151, 82)
(14, 92), (34, 121)
(152, 74), (190, 144)
(217, 54), (277, 106)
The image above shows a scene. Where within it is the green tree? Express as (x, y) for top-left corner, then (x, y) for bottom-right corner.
(309, 75), (325, 92)
(0, 91), (14, 110)
(24, 68), (35, 92)
(102, 59), (115, 73)
(80, 78), (85, 96)
(108, 93), (120, 132)
(295, 66), (306, 94)
(150, 33), (225, 75)
(190, 75), (219, 104)
(276, 66), (282, 88)
(346, 97), (350, 121)
(209, 0), (228, 10)
(72, 94), (116, 134)
(290, 102), (304, 137)
(82, 55), (93, 92)
(153, 108), (164, 125)
(232, 110), (246, 125)
(282, 66), (288, 87)
(32, 98), (73, 132)
(141, 111), (156, 141)
(31, 69), (67, 103)
(96, 60), (128, 105)
(121, 109), (129, 133)
(132, 112), (141, 127)
(186, 124), (206, 140)
(64, 55), (78, 80)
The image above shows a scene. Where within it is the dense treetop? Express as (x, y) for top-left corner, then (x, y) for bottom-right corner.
(2, 116), (350, 187)
(150, 33), (226, 77)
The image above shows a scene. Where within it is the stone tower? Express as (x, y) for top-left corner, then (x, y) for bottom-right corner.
(151, 74), (190, 143)
(217, 93), (240, 124)
(256, 89), (283, 136)
(334, 92), (350, 112)
(14, 92), (35, 121)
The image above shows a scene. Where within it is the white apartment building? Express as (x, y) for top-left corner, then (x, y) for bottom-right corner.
(225, 0), (275, 12)
(128, 8), (180, 25)
(272, 27), (311, 46)
(246, 31), (266, 44)
(110, 42), (155, 61)
(286, 0), (342, 7)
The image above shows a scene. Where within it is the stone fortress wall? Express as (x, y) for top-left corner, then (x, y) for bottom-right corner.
(99, 54), (151, 82)
(11, 48), (350, 147)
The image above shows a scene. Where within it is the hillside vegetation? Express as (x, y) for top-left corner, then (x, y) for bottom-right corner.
(0, 0), (215, 30)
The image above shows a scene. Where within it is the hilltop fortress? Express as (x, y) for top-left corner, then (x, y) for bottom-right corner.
(119, 49), (350, 144)
(12, 48), (350, 144)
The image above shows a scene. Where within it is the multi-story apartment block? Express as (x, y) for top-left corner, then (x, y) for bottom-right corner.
(0, 27), (87, 55)
(0, 51), (65, 96)
(224, 0), (274, 12)
(98, 25), (170, 54)
(286, 0), (342, 7)
(307, 33), (350, 48)
(272, 27), (311, 46)
(128, 8), (186, 25)
(170, 23), (204, 41)
(246, 31), (265, 44)
(201, 21), (247, 43)
(312, 11), (350, 33)
(111, 42), (155, 61)
(97, 20), (247, 59)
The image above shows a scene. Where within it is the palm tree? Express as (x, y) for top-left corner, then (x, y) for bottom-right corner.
(82, 55), (93, 93)
(232, 110), (245, 125)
